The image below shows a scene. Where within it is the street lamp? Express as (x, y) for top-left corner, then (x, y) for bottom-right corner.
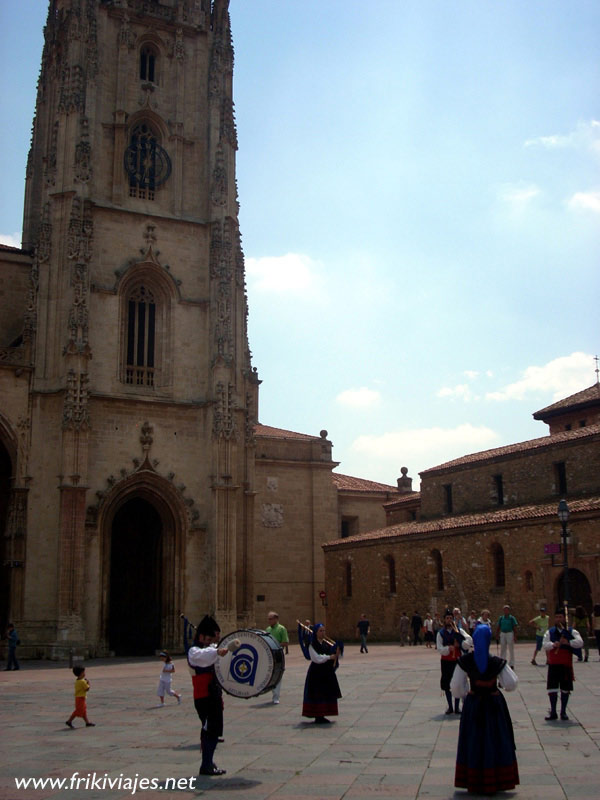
(557, 499), (570, 616)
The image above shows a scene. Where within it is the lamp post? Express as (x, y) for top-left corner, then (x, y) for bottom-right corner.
(557, 499), (570, 617)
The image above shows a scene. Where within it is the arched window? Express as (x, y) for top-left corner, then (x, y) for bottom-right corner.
(120, 265), (174, 391)
(525, 570), (534, 592)
(431, 548), (444, 591)
(491, 543), (505, 588)
(345, 561), (352, 598)
(385, 555), (396, 594)
(124, 122), (172, 200)
(125, 285), (155, 387)
(140, 46), (157, 83)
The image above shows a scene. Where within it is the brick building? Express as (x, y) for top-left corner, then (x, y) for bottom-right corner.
(323, 386), (600, 642)
(0, 1), (397, 658)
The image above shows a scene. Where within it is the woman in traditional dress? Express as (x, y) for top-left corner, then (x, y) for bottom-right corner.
(451, 623), (519, 794)
(301, 623), (341, 724)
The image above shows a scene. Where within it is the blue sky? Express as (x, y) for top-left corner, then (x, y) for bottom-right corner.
(1, 1), (598, 486)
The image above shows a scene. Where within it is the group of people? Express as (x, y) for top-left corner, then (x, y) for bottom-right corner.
(433, 604), (588, 793)
(11, 600), (592, 791)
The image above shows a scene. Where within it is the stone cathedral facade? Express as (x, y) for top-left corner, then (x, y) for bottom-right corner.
(0, 0), (399, 658)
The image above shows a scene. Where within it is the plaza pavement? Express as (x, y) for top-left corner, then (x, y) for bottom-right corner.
(1, 642), (599, 800)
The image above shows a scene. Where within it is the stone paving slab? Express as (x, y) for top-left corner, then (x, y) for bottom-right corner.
(1, 643), (599, 799)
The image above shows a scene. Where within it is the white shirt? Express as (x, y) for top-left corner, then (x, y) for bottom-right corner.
(542, 626), (583, 651)
(450, 661), (518, 699)
(308, 644), (333, 664)
(187, 644), (220, 667)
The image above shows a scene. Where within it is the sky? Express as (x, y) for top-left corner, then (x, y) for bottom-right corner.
(1, 1), (599, 487)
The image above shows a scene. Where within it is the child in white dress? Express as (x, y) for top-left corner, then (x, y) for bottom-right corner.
(156, 651), (181, 707)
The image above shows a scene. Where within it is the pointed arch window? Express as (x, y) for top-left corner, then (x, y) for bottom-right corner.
(125, 286), (155, 387)
(124, 122), (172, 200)
(140, 46), (157, 83)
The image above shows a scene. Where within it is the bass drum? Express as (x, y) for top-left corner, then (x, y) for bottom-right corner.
(214, 629), (285, 699)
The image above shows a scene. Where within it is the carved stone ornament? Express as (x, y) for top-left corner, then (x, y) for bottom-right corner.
(213, 381), (236, 439)
(62, 369), (90, 431)
(261, 503), (284, 529)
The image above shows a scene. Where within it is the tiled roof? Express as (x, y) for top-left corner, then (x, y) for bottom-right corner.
(254, 423), (320, 441)
(383, 492), (421, 508)
(420, 423), (600, 475)
(332, 472), (399, 493)
(533, 383), (600, 419)
(0, 243), (25, 253)
(324, 495), (600, 549)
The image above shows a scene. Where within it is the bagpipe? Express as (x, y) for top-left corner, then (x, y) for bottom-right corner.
(297, 620), (344, 669)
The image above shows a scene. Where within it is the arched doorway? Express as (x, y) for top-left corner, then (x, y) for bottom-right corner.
(108, 498), (163, 655)
(0, 442), (13, 630)
(556, 568), (592, 613)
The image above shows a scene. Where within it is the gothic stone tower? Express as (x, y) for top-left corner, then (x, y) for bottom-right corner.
(15, 0), (258, 656)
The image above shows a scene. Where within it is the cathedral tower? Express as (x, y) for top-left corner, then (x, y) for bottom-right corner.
(9, 0), (258, 655)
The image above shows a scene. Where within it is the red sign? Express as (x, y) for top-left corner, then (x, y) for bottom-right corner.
(544, 542), (561, 555)
(319, 590), (327, 599)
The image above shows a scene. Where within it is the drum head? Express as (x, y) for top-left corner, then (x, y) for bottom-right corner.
(214, 629), (283, 698)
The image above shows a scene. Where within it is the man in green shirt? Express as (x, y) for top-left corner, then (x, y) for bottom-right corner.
(495, 605), (518, 668)
(266, 611), (289, 704)
(528, 607), (549, 665)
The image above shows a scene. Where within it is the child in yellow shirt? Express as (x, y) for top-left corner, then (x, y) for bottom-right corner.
(66, 666), (95, 728)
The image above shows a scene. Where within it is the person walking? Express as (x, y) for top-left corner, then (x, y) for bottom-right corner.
(593, 604), (600, 660)
(4, 623), (19, 671)
(156, 651), (181, 707)
(572, 606), (590, 662)
(399, 612), (410, 646)
(65, 666), (95, 728)
(265, 611), (289, 703)
(528, 607), (549, 665)
(356, 613), (370, 653)
(411, 610), (423, 646)
(495, 605), (518, 668)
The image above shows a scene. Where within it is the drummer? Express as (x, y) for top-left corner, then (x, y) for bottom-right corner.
(187, 615), (229, 777)
(265, 611), (289, 704)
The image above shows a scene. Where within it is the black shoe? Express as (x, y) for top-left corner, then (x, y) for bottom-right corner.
(85, 722), (95, 727)
(560, 712), (569, 721)
(199, 766), (226, 776)
(445, 708), (454, 715)
(65, 721), (74, 728)
(545, 713), (558, 721)
(314, 716), (331, 724)
(455, 709), (462, 714)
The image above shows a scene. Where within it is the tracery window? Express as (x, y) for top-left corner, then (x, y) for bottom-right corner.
(140, 46), (157, 83)
(124, 122), (171, 200)
(125, 286), (156, 387)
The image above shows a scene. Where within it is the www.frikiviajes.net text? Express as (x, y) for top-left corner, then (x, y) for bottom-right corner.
(14, 773), (197, 794)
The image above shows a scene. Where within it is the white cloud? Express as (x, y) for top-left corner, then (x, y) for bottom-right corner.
(437, 384), (476, 402)
(336, 387), (381, 409)
(486, 352), (594, 402)
(525, 120), (600, 156)
(568, 190), (600, 215)
(246, 253), (324, 296)
(497, 182), (541, 213)
(350, 424), (500, 476)
(0, 232), (21, 248)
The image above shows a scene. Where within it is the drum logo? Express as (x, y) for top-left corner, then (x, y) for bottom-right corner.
(229, 644), (259, 686)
